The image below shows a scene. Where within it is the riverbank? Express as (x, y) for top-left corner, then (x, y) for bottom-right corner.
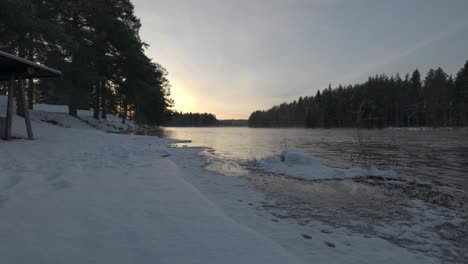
(0, 105), (302, 263)
(0, 101), (444, 263)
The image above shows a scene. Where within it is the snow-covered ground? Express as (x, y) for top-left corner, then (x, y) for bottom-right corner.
(34, 102), (139, 132)
(0, 96), (444, 263)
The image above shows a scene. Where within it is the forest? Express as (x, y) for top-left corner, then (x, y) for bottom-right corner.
(0, 0), (172, 125)
(166, 112), (218, 127)
(249, 61), (468, 128)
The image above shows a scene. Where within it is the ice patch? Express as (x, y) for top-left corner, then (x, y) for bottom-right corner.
(280, 149), (321, 166)
(253, 149), (399, 181)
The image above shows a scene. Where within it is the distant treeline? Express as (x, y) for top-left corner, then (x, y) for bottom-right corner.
(166, 112), (218, 127)
(218, 119), (249, 127)
(0, 0), (172, 125)
(249, 61), (468, 128)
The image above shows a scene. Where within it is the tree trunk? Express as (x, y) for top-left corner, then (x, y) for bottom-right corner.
(18, 78), (34, 140)
(93, 81), (100, 119)
(122, 98), (128, 124)
(0, 83), (5, 95)
(68, 12), (79, 118)
(5, 73), (15, 140)
(68, 104), (78, 117)
(27, 79), (34, 109)
(68, 91), (78, 117)
(27, 32), (34, 109)
(15, 82), (25, 117)
(101, 81), (107, 119)
(16, 34), (26, 117)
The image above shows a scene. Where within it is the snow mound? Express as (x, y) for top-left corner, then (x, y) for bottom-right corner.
(255, 149), (399, 181)
(280, 149), (321, 166)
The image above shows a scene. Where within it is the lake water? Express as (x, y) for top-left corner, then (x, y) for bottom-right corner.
(150, 127), (468, 190)
(138, 127), (468, 262)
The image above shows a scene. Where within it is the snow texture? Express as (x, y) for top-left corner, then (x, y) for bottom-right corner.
(0, 96), (439, 263)
(254, 148), (399, 181)
(34, 102), (139, 132)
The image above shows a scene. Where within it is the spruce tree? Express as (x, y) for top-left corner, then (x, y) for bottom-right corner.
(454, 60), (468, 126)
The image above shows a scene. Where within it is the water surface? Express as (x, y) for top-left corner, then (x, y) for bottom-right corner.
(150, 127), (468, 189)
(138, 127), (468, 262)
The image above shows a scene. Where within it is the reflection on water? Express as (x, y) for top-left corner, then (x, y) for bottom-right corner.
(143, 127), (468, 189)
(134, 127), (468, 262)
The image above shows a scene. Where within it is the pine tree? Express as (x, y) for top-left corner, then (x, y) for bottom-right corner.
(409, 69), (423, 126)
(0, 0), (172, 124)
(454, 60), (468, 126)
(248, 62), (467, 128)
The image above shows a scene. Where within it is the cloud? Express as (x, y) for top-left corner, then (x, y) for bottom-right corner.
(341, 17), (468, 83)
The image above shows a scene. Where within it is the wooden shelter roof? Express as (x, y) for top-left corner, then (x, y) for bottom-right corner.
(0, 50), (62, 81)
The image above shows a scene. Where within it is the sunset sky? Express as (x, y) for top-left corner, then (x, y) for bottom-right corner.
(132, 0), (468, 119)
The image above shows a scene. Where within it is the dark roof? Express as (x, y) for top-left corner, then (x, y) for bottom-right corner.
(0, 50), (62, 81)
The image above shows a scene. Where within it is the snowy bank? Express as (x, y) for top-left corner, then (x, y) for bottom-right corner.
(0, 98), (302, 264)
(253, 149), (399, 181)
(34, 102), (139, 132)
(0, 97), (441, 264)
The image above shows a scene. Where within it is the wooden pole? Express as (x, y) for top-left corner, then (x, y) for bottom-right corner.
(18, 78), (34, 140)
(5, 73), (15, 140)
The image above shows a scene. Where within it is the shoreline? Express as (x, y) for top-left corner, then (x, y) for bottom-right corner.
(0, 105), (457, 263)
(0, 109), (303, 264)
(165, 129), (467, 263)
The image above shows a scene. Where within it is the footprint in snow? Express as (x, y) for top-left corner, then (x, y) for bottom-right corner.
(324, 241), (336, 248)
(4, 174), (22, 190)
(0, 195), (8, 208)
(50, 180), (71, 191)
(45, 170), (63, 182)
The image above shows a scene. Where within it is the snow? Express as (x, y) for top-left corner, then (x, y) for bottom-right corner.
(34, 102), (139, 132)
(0, 96), (441, 263)
(0, 97), (301, 264)
(174, 148), (441, 264)
(253, 149), (399, 181)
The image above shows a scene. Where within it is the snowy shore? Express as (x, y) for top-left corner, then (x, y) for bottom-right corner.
(0, 98), (440, 263)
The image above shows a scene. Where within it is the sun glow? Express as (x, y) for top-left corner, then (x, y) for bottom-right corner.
(170, 82), (195, 113)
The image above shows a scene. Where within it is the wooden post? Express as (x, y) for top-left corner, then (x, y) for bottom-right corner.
(18, 78), (34, 140)
(5, 73), (15, 140)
